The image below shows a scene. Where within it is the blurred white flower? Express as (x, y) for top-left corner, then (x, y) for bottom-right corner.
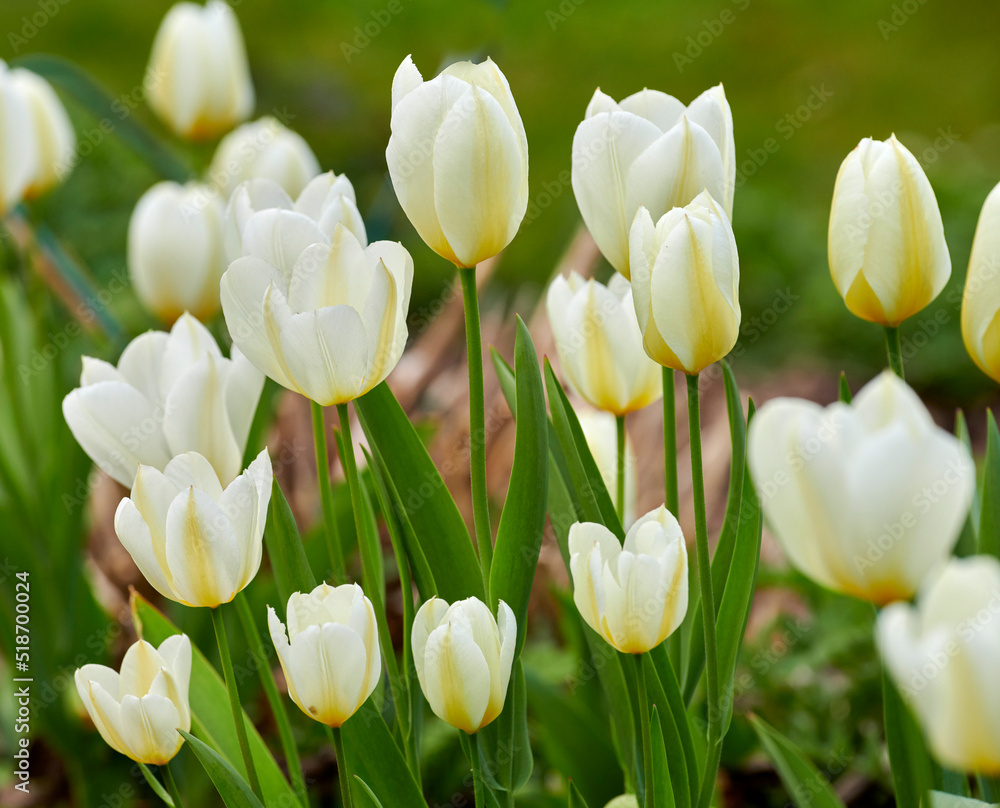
(576, 407), (638, 527)
(209, 116), (320, 198)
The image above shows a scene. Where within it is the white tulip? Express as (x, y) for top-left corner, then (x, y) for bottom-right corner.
(569, 506), (688, 654)
(576, 407), (638, 526)
(145, 0), (254, 140)
(572, 84), (734, 277)
(268, 583), (381, 727)
(6, 65), (75, 198)
(209, 116), (320, 198)
(412, 597), (516, 734)
(961, 181), (1000, 384)
(62, 312), (264, 488)
(749, 371), (974, 604)
(115, 449), (271, 608)
(386, 55), (529, 268)
(75, 635), (191, 765)
(878, 555), (1000, 774)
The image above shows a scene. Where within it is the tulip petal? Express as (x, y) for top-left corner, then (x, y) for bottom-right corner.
(241, 209), (329, 281)
(115, 496), (177, 601)
(162, 451), (225, 500)
(165, 487), (241, 607)
(225, 346), (265, 451)
(391, 54), (423, 113)
(115, 331), (169, 402)
(87, 680), (132, 758)
(287, 227), (371, 313)
(618, 88), (685, 133)
(119, 693), (182, 764)
(412, 598), (450, 688)
(422, 621), (492, 734)
(278, 305), (369, 406)
(286, 624), (369, 726)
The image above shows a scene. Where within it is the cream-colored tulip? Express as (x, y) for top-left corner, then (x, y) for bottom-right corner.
(878, 556), (1000, 774)
(268, 583), (381, 727)
(412, 597), (515, 734)
(629, 191), (740, 375)
(128, 181), (226, 322)
(0, 61), (35, 213)
(386, 55), (528, 268)
(961, 181), (1000, 383)
(749, 371), (974, 605)
(75, 635), (191, 765)
(569, 506), (688, 654)
(115, 449), (270, 608)
(145, 0), (254, 140)
(7, 65), (75, 198)
(209, 116), (320, 198)
(576, 407), (637, 526)
(547, 271), (661, 415)
(62, 313), (263, 487)
(605, 798), (640, 808)
(572, 84), (734, 277)
(828, 135), (950, 326)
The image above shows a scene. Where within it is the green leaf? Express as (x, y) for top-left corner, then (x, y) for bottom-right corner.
(179, 730), (265, 808)
(978, 410), (1000, 559)
(647, 647), (697, 808)
(569, 781), (594, 808)
(138, 763), (176, 807)
(356, 382), (483, 601)
(480, 660), (533, 794)
(642, 653), (690, 808)
(838, 372), (852, 403)
(650, 707), (676, 808)
(930, 793), (999, 808)
(354, 775), (386, 807)
(341, 701), (426, 807)
(884, 667), (935, 808)
(749, 714), (846, 808)
(264, 478), (317, 605)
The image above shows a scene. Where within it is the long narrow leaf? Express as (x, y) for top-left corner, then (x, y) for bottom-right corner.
(749, 714), (846, 808)
(179, 730), (265, 808)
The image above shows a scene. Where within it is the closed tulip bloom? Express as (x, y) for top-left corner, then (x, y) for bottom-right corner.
(569, 506), (688, 654)
(0, 61), (36, 213)
(629, 191), (740, 374)
(386, 55), (529, 268)
(572, 84), (734, 277)
(209, 116), (320, 198)
(145, 0), (254, 140)
(128, 181), (226, 322)
(115, 449), (271, 608)
(62, 313), (264, 488)
(961, 182), (1000, 383)
(75, 635), (191, 765)
(547, 272), (661, 415)
(878, 556), (1000, 774)
(829, 135), (950, 326)
(412, 597), (516, 734)
(749, 372), (974, 605)
(7, 66), (75, 198)
(268, 583), (381, 727)
(576, 408), (637, 526)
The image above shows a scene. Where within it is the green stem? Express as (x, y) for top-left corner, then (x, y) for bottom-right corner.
(468, 731), (486, 807)
(687, 374), (721, 808)
(311, 400), (346, 583)
(635, 654), (653, 808)
(662, 368), (679, 515)
(884, 326), (904, 379)
(234, 593), (308, 807)
(616, 414), (627, 525)
(459, 266), (492, 600)
(331, 726), (354, 808)
(163, 762), (185, 808)
(211, 605), (263, 801)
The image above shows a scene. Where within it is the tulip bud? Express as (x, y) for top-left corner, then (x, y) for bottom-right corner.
(114, 449), (271, 608)
(961, 182), (1000, 383)
(209, 116), (320, 198)
(547, 271), (661, 415)
(605, 798), (640, 808)
(629, 191), (740, 375)
(128, 181), (226, 323)
(145, 0), (254, 140)
(386, 55), (529, 268)
(576, 407), (637, 526)
(828, 135), (951, 326)
(569, 506), (688, 654)
(62, 313), (264, 488)
(749, 371), (974, 605)
(7, 66), (75, 198)
(412, 597), (516, 733)
(268, 583), (381, 727)
(572, 84), (734, 277)
(878, 555), (1000, 774)
(75, 635), (191, 765)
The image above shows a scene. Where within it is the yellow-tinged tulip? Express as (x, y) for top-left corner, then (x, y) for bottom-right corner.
(569, 506), (688, 654)
(114, 449), (271, 608)
(6, 65), (75, 198)
(546, 272), (661, 416)
(828, 135), (951, 326)
(62, 313), (264, 487)
(878, 556), (1000, 774)
(572, 84), (734, 278)
(412, 597), (516, 734)
(749, 372), (974, 605)
(961, 182), (1000, 383)
(268, 584), (380, 727)
(628, 191), (740, 375)
(209, 116), (320, 198)
(145, 0), (254, 140)
(128, 181), (226, 323)
(604, 798), (640, 808)
(576, 407), (637, 526)
(75, 635), (191, 765)
(386, 55), (528, 268)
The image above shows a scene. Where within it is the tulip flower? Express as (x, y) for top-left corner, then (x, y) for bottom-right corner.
(572, 84), (734, 277)
(576, 407), (637, 526)
(75, 635), (191, 765)
(128, 181), (226, 322)
(267, 583), (381, 727)
(569, 506), (688, 654)
(629, 191), (740, 375)
(386, 55), (529, 268)
(961, 181), (1000, 383)
(878, 555), (1000, 774)
(63, 313), (264, 488)
(748, 371), (974, 605)
(828, 135), (951, 326)
(412, 597), (516, 734)
(547, 272), (662, 415)
(114, 449), (271, 608)
(145, 0), (254, 140)
(209, 116), (320, 198)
